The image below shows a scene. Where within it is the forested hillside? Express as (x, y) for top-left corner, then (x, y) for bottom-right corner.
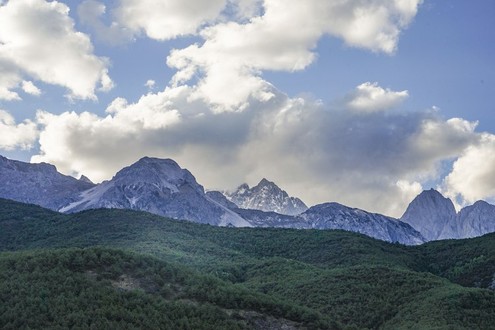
(1, 198), (494, 329)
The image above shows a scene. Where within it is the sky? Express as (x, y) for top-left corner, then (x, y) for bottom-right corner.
(1, 0), (494, 217)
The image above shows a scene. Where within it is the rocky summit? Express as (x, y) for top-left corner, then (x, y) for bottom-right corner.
(59, 157), (250, 227)
(400, 189), (495, 240)
(0, 155), (94, 210)
(224, 178), (308, 216)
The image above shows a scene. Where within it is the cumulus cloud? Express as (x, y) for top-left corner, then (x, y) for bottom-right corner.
(113, 0), (227, 40)
(21, 80), (41, 96)
(345, 82), (408, 113)
(0, 63), (21, 101)
(0, 110), (38, 150)
(166, 0), (423, 110)
(0, 0), (113, 100)
(442, 134), (495, 206)
(30, 80), (481, 217)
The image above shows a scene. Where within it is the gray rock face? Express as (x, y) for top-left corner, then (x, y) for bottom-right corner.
(235, 208), (311, 229)
(61, 157), (250, 227)
(230, 202), (425, 245)
(400, 189), (457, 241)
(401, 189), (495, 240)
(0, 155), (94, 210)
(225, 178), (308, 215)
(301, 203), (425, 245)
(456, 201), (495, 239)
(205, 191), (238, 210)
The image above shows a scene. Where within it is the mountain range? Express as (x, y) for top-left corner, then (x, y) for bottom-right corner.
(1, 154), (495, 244)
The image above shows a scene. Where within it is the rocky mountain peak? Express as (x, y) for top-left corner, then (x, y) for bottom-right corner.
(400, 189), (457, 241)
(79, 175), (93, 184)
(113, 157), (204, 194)
(0, 156), (94, 210)
(225, 179), (307, 216)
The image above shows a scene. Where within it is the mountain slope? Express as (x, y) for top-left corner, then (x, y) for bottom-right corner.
(0, 155), (94, 211)
(224, 179), (308, 215)
(60, 157), (250, 227)
(302, 203), (425, 245)
(0, 248), (330, 329)
(1, 199), (495, 329)
(457, 200), (495, 239)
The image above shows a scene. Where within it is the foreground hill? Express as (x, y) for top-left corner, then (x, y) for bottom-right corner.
(1, 198), (495, 329)
(0, 248), (334, 329)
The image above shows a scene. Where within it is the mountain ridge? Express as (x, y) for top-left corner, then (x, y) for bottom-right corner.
(2, 154), (495, 244)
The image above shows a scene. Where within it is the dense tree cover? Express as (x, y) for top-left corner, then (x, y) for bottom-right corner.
(1, 198), (495, 329)
(0, 248), (334, 329)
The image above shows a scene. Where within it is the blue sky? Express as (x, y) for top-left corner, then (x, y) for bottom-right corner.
(1, 0), (494, 216)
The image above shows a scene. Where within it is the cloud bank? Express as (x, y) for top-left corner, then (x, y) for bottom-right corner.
(27, 81), (484, 217)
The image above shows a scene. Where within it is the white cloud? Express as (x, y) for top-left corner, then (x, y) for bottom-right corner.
(32, 87), (184, 180)
(145, 80), (156, 90)
(21, 80), (41, 96)
(442, 134), (495, 205)
(0, 110), (38, 150)
(113, 0), (227, 40)
(0, 0), (113, 100)
(345, 82), (409, 113)
(166, 0), (423, 110)
(0, 63), (21, 101)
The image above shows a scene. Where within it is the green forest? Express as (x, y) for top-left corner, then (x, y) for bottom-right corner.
(1, 198), (494, 329)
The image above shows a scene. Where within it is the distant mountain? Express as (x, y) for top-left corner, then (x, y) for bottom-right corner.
(0, 155), (94, 210)
(401, 189), (457, 241)
(401, 189), (495, 240)
(456, 200), (495, 239)
(232, 202), (425, 245)
(60, 157), (250, 227)
(302, 203), (425, 245)
(224, 178), (308, 215)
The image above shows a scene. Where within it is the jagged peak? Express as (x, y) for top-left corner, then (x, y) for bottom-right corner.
(409, 189), (455, 208)
(257, 178), (276, 187)
(79, 175), (93, 184)
(462, 200), (495, 212)
(418, 188), (444, 198)
(237, 183), (250, 190)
